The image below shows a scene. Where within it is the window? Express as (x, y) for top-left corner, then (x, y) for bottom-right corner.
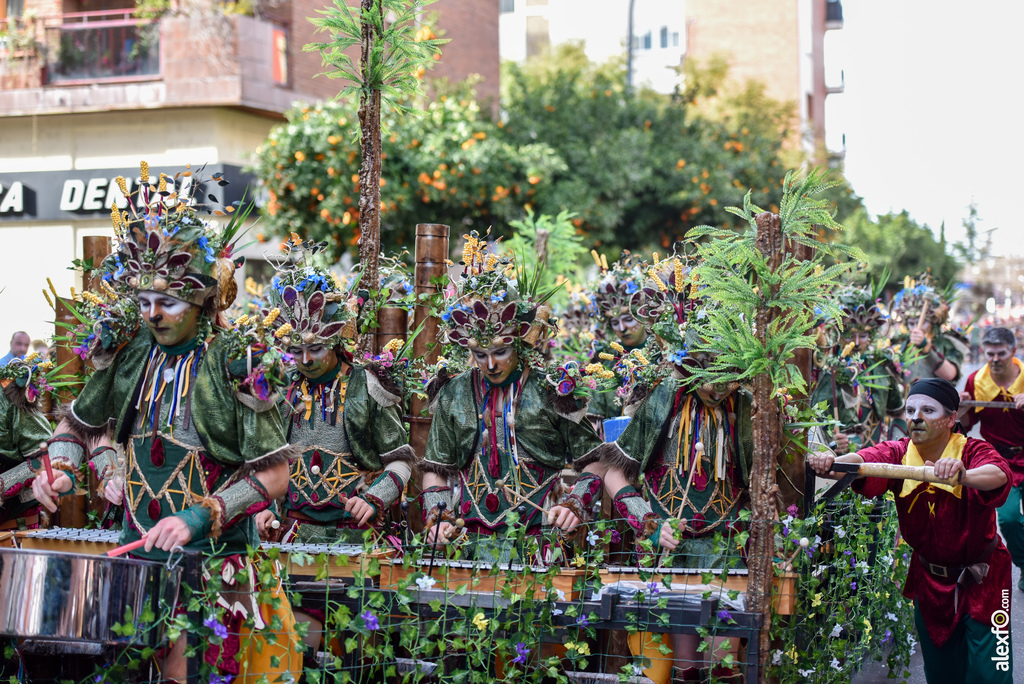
(526, 15), (550, 58)
(642, 31), (651, 50)
(660, 26), (668, 49)
(3, 0), (25, 21)
(672, 32), (679, 47)
(500, 0), (514, 12)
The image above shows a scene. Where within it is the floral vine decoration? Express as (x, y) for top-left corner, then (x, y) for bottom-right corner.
(220, 306), (290, 402)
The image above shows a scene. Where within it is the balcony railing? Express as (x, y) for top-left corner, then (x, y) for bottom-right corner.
(47, 10), (160, 83)
(0, 10), (159, 88)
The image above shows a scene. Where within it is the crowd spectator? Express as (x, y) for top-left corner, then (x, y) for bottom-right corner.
(0, 332), (30, 367)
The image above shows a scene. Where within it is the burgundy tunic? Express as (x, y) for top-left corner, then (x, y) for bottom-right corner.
(961, 370), (1024, 487)
(852, 437), (1012, 647)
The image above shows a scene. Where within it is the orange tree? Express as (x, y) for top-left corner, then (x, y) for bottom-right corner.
(250, 84), (565, 260)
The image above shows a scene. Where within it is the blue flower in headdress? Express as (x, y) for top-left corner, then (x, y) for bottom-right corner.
(196, 236), (216, 263)
(670, 348), (688, 364)
(893, 290), (905, 305)
(490, 290), (506, 303)
(625, 280), (639, 294)
(145, 214), (160, 231)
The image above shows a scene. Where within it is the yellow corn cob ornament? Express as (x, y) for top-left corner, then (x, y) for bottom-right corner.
(140, 161), (150, 185)
(673, 258), (684, 293)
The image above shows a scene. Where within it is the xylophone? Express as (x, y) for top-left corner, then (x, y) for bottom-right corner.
(13, 528), (387, 582)
(600, 565), (797, 615)
(379, 556), (586, 599)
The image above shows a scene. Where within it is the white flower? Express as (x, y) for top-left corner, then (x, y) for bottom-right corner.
(772, 650), (783, 665)
(551, 607), (564, 616)
(830, 624), (843, 638)
(880, 555), (893, 565)
(415, 576), (437, 590)
(830, 657), (841, 670)
(857, 561), (869, 572)
(782, 515), (794, 528)
(797, 669), (816, 677)
(885, 612), (897, 622)
(586, 530), (599, 546)
(553, 588), (566, 602)
(812, 564), (826, 578)
(835, 526), (846, 538)
(631, 665), (644, 676)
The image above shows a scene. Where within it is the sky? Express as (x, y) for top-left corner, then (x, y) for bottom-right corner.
(830, 1), (1024, 256)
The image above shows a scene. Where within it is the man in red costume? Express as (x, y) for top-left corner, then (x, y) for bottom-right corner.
(809, 378), (1012, 684)
(959, 327), (1024, 592)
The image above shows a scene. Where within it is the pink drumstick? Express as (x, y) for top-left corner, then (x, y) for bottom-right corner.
(105, 537), (148, 557)
(41, 453), (55, 485)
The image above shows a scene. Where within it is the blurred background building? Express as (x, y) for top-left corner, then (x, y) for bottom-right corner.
(0, 0), (499, 345)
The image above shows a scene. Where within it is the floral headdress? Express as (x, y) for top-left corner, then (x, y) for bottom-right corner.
(264, 237), (358, 348)
(103, 162), (250, 310)
(51, 277), (141, 370)
(439, 231), (558, 354)
(628, 253), (702, 362)
(892, 274), (951, 328)
(0, 351), (62, 409)
(589, 253), (646, 322)
(835, 285), (887, 334)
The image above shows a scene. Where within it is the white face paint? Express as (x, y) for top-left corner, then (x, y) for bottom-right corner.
(137, 290), (200, 347)
(287, 343), (338, 379)
(905, 394), (955, 446)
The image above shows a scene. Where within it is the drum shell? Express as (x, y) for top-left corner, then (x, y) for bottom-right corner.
(0, 548), (181, 647)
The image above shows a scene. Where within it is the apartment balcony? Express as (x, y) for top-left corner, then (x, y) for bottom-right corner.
(0, 10), (297, 117)
(825, 0), (844, 30)
(826, 68), (845, 95)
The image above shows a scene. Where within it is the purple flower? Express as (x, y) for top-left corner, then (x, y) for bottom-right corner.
(209, 675), (232, 684)
(361, 610), (380, 631)
(786, 504), (799, 517)
(850, 581), (857, 590)
(512, 642), (530, 665)
(645, 581), (660, 594)
(577, 615), (590, 627)
(883, 629), (892, 644)
(717, 609), (733, 622)
(204, 616), (229, 641)
(610, 529), (621, 543)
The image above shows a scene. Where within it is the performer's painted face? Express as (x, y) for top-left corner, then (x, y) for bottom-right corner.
(842, 330), (872, 353)
(696, 380), (739, 408)
(610, 314), (647, 348)
(905, 395), (955, 446)
(288, 344), (338, 379)
(137, 291), (200, 347)
(471, 344), (518, 385)
(982, 344), (1015, 375)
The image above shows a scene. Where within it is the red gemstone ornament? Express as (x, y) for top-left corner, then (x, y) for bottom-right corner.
(150, 437), (165, 468)
(147, 499), (162, 520)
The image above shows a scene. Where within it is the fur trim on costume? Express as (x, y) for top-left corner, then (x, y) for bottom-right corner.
(197, 496), (224, 539)
(426, 366), (451, 409)
(417, 458), (460, 479)
(3, 381), (32, 412)
(234, 391), (280, 414)
(60, 403), (111, 441)
(576, 441), (639, 481)
(235, 443), (301, 479)
(549, 393), (589, 424)
(379, 444), (417, 466)
(365, 367), (403, 408)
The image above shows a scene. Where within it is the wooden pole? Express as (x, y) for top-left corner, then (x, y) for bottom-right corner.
(748, 211), (783, 682)
(356, 0), (385, 357)
(375, 307), (408, 353)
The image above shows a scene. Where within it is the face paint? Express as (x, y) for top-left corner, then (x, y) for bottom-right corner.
(696, 381), (738, 408)
(982, 344), (1016, 376)
(288, 344), (339, 380)
(610, 314), (647, 348)
(137, 291), (200, 347)
(842, 331), (872, 353)
(905, 394), (954, 447)
(471, 345), (518, 385)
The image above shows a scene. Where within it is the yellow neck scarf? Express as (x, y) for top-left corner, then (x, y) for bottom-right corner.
(973, 357), (1024, 410)
(899, 432), (966, 500)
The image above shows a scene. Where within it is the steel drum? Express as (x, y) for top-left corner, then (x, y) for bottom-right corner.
(0, 547), (181, 647)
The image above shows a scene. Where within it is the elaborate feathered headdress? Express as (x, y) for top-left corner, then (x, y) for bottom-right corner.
(835, 285), (887, 333)
(892, 274), (951, 327)
(103, 162), (249, 311)
(439, 231), (557, 352)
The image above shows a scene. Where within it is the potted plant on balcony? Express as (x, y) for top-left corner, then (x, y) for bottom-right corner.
(0, 10), (47, 88)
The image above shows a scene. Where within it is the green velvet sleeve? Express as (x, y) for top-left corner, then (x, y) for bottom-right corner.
(70, 330), (153, 434)
(559, 407), (602, 463)
(613, 377), (682, 476)
(344, 366), (411, 470)
(0, 395), (50, 462)
(192, 335), (290, 467)
(422, 372), (475, 474)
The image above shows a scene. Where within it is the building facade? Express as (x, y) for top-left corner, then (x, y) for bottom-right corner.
(0, 0), (498, 348)
(499, 0), (844, 159)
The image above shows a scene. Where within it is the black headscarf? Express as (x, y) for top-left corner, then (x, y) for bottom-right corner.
(907, 378), (960, 412)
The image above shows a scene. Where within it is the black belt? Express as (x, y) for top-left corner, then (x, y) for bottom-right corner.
(917, 535), (998, 580)
(995, 444), (1023, 457)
